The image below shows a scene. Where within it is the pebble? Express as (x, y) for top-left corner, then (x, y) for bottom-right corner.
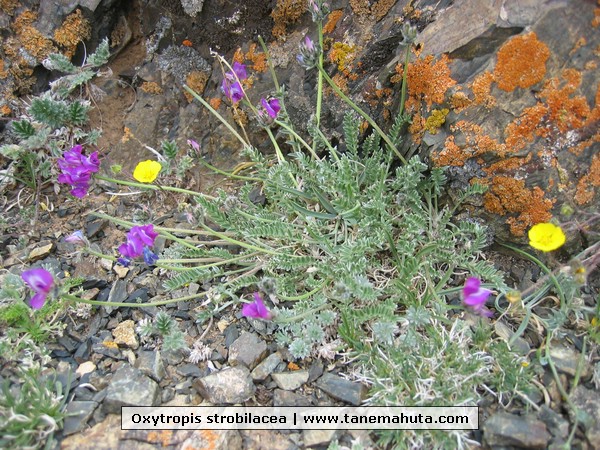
(273, 389), (312, 407)
(303, 430), (338, 448)
(112, 320), (139, 349)
(60, 414), (121, 450)
(135, 350), (166, 382)
(63, 400), (98, 436)
(483, 412), (551, 449)
(315, 372), (366, 406)
(180, 430), (242, 450)
(570, 386), (600, 448)
(103, 365), (161, 413)
(251, 352), (283, 381)
(193, 366), (256, 404)
(76, 361), (97, 377)
(113, 265), (129, 279)
(106, 280), (128, 314)
(549, 344), (591, 378)
(228, 332), (268, 370)
(272, 370), (309, 391)
(538, 405), (569, 440)
(28, 241), (54, 261)
(177, 363), (205, 378)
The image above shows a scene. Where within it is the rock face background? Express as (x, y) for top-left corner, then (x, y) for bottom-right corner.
(0, 0), (598, 240)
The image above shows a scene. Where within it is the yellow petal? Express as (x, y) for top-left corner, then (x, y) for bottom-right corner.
(528, 222), (566, 252)
(133, 160), (162, 183)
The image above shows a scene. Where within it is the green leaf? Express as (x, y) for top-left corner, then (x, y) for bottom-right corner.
(87, 38), (110, 67)
(11, 120), (36, 140)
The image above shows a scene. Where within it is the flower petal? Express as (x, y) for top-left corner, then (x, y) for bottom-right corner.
(29, 292), (48, 309)
(22, 268), (54, 293)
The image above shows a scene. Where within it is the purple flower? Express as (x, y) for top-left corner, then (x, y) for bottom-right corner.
(187, 139), (200, 152)
(21, 268), (54, 309)
(242, 292), (272, 320)
(57, 145), (100, 198)
(462, 277), (494, 318)
(222, 79), (244, 103)
(65, 230), (86, 245)
(118, 224), (159, 265)
(297, 36), (319, 69)
(261, 98), (281, 119)
(230, 61), (247, 80)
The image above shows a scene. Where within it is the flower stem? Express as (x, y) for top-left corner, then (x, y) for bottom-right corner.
(317, 66), (406, 164)
(96, 175), (216, 200)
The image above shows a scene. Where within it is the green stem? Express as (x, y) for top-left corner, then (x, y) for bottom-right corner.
(315, 126), (339, 162)
(96, 175), (216, 200)
(183, 85), (249, 148)
(317, 67), (406, 164)
(275, 302), (329, 324)
(85, 247), (116, 261)
(196, 158), (261, 182)
(398, 44), (411, 119)
(314, 20), (324, 157)
(278, 285), (324, 301)
(274, 119), (319, 159)
(62, 291), (208, 308)
(196, 221), (280, 256)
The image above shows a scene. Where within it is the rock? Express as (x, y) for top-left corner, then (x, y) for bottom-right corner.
(135, 350), (166, 382)
(223, 323), (239, 348)
(85, 219), (108, 238)
(538, 405), (569, 440)
(228, 332), (268, 370)
(63, 400), (98, 435)
(251, 352), (283, 382)
(315, 372), (366, 406)
(60, 414), (122, 450)
(548, 344), (591, 378)
(273, 389), (312, 407)
(180, 430), (242, 450)
(303, 430), (338, 448)
(112, 320), (139, 349)
(483, 412), (551, 449)
(106, 280), (128, 313)
(28, 242), (54, 261)
(307, 360), (324, 383)
(113, 265), (129, 279)
(76, 361), (97, 377)
(240, 430), (297, 450)
(104, 365), (161, 413)
(570, 386), (600, 449)
(272, 371), (309, 391)
(193, 366), (255, 404)
(176, 363), (204, 378)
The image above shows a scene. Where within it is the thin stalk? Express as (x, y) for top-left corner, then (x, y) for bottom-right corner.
(314, 20), (324, 157)
(63, 291), (209, 308)
(398, 44), (411, 119)
(183, 85), (249, 148)
(274, 119), (319, 158)
(96, 175), (216, 200)
(275, 302), (329, 324)
(196, 157), (261, 182)
(315, 126), (339, 161)
(318, 67), (406, 164)
(196, 221), (280, 256)
(278, 285), (324, 301)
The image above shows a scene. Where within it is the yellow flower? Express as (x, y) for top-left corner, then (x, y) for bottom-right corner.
(528, 222), (566, 252)
(133, 160), (162, 183)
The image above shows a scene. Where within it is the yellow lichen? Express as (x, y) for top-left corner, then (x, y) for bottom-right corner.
(53, 9), (91, 58)
(424, 108), (449, 134)
(493, 32), (550, 92)
(329, 42), (357, 73)
(483, 176), (554, 236)
(575, 153), (600, 205)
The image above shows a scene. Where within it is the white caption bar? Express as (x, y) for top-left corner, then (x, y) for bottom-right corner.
(122, 406), (478, 430)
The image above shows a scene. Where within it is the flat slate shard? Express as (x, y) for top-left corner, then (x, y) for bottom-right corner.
(103, 365), (160, 414)
(193, 366), (256, 404)
(315, 372), (366, 406)
(483, 412), (551, 449)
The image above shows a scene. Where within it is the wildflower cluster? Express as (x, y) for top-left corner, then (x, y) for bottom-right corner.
(297, 36), (320, 69)
(241, 292), (272, 320)
(462, 277), (493, 318)
(57, 144), (99, 198)
(117, 224), (159, 267)
(308, 0), (330, 22)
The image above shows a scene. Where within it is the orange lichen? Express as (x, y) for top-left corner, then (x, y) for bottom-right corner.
(121, 127), (134, 143)
(53, 9), (91, 57)
(330, 72), (349, 93)
(493, 32), (550, 92)
(575, 153), (600, 204)
(471, 71), (496, 107)
(0, 59), (7, 79)
(0, 0), (18, 14)
(184, 71), (210, 102)
(539, 70), (591, 133)
(570, 37), (587, 56)
(592, 7), (600, 27)
(483, 155), (532, 175)
(433, 135), (472, 167)
(12, 11), (56, 61)
(140, 81), (163, 94)
(323, 10), (343, 34)
(271, 0), (305, 39)
(504, 104), (548, 151)
(453, 120), (507, 157)
(209, 97), (222, 110)
(147, 430), (174, 447)
(0, 104), (11, 116)
(350, 0), (396, 20)
(449, 91), (472, 112)
(393, 54), (457, 111)
(408, 111), (425, 144)
(244, 43), (267, 73)
(483, 176), (554, 236)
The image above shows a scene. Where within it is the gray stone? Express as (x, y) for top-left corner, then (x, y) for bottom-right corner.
(135, 350), (165, 382)
(106, 280), (128, 314)
(251, 352), (283, 382)
(60, 414), (122, 450)
(193, 367), (255, 404)
(303, 430), (338, 448)
(104, 365), (160, 413)
(28, 242), (54, 261)
(228, 332), (268, 370)
(273, 389), (312, 407)
(538, 405), (569, 440)
(176, 363), (204, 378)
(272, 371), (309, 391)
(549, 344), (591, 378)
(63, 401), (98, 435)
(112, 320), (139, 349)
(315, 372), (366, 406)
(571, 386), (600, 449)
(240, 430), (298, 450)
(483, 412), (551, 449)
